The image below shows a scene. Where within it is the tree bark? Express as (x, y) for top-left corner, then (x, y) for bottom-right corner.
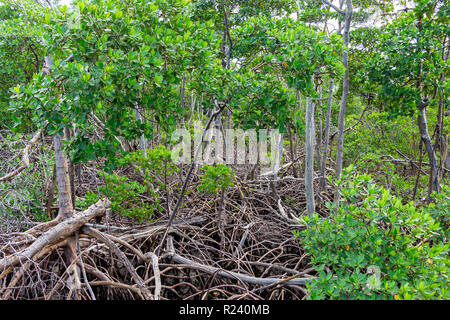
(412, 139), (424, 201)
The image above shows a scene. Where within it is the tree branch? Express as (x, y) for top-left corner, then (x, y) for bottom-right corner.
(321, 0), (345, 15)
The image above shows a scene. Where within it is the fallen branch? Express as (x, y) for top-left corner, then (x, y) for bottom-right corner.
(167, 252), (312, 286)
(164, 237), (312, 287)
(380, 154), (450, 173)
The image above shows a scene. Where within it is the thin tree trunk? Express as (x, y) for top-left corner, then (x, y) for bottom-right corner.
(417, 104), (440, 196)
(335, 0), (353, 182)
(315, 103), (322, 181)
(180, 72), (186, 129)
(320, 78), (334, 191)
(412, 139), (424, 201)
(188, 91), (195, 127)
(332, 0), (352, 211)
(287, 125), (298, 178)
(305, 96), (315, 215)
(217, 187), (226, 250)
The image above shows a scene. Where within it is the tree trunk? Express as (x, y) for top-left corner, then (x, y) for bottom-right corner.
(412, 139), (424, 201)
(335, 0), (353, 182)
(180, 72), (186, 129)
(44, 56), (81, 299)
(315, 99), (322, 181)
(54, 133), (73, 219)
(134, 104), (148, 154)
(417, 104), (440, 196)
(305, 96), (315, 215)
(287, 125), (298, 178)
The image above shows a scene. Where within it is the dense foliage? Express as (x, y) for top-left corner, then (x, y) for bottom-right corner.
(297, 167), (449, 300)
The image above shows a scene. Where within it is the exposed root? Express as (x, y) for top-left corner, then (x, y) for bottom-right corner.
(0, 172), (331, 300)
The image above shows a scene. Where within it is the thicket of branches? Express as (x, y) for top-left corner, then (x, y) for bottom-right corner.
(0, 0), (448, 300)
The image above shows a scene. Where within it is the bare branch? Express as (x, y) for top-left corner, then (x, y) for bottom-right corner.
(0, 129), (43, 182)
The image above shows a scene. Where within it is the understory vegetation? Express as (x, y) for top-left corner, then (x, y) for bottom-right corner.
(0, 0), (448, 300)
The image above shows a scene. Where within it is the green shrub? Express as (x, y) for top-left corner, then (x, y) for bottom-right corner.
(198, 164), (234, 194)
(296, 166), (449, 300)
(428, 185), (450, 240)
(119, 145), (178, 186)
(79, 146), (178, 222)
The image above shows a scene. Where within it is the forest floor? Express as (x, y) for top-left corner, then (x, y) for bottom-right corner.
(0, 138), (335, 300)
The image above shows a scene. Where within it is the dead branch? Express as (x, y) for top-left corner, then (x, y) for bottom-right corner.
(0, 129), (42, 182)
(81, 226), (153, 300)
(145, 252), (162, 300)
(166, 252), (312, 287)
(164, 236), (312, 288)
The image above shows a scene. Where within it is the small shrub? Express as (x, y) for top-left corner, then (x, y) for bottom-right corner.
(80, 146), (178, 222)
(119, 145), (178, 188)
(428, 185), (450, 240)
(198, 164), (234, 194)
